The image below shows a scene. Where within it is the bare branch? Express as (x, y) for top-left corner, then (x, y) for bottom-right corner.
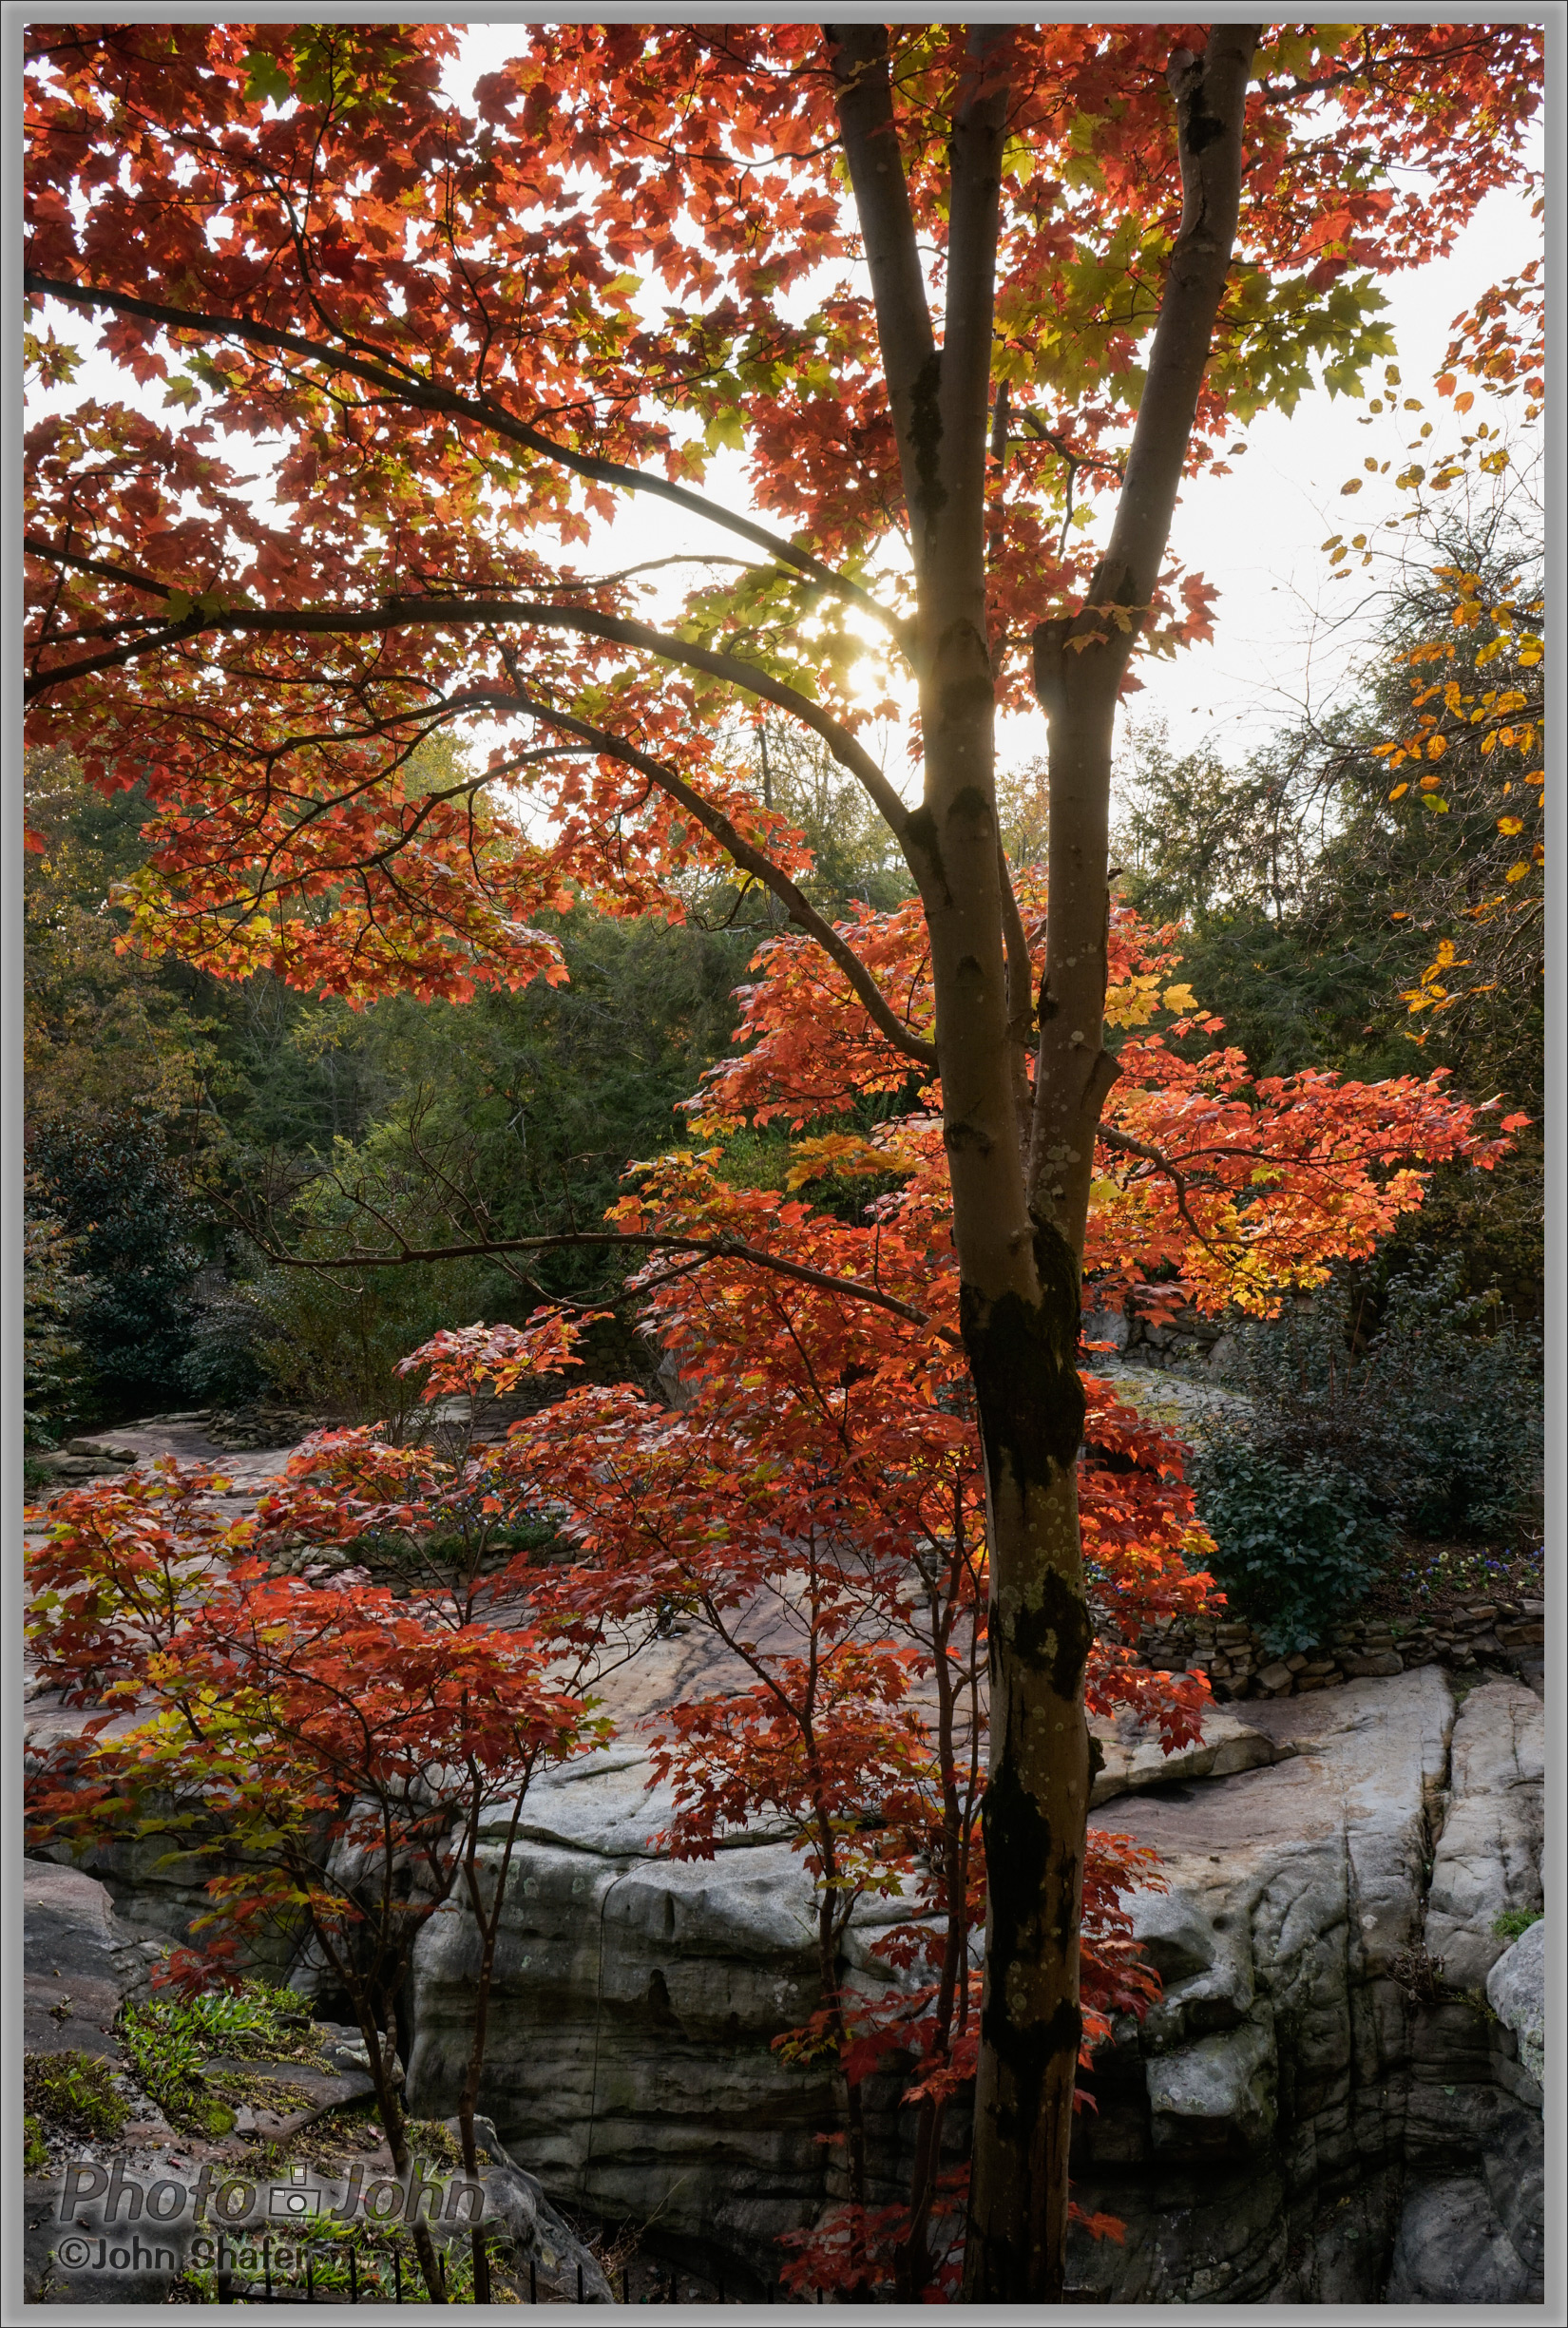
(231, 1210), (960, 1344)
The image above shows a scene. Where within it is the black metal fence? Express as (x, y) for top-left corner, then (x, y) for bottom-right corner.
(214, 2238), (810, 2305)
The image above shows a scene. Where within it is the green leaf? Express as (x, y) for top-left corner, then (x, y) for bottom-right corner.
(241, 48), (293, 109)
(703, 405), (747, 455)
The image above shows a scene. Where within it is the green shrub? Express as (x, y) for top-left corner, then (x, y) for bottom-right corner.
(179, 1288), (271, 1406)
(29, 1114), (202, 1415)
(1361, 1269), (1542, 1539)
(1492, 1907), (1542, 1944)
(1189, 1432), (1396, 1653)
(1214, 1263), (1542, 1546)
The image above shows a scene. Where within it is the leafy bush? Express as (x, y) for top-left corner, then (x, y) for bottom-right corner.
(1358, 1268), (1543, 1539)
(1195, 1263), (1541, 1647)
(1188, 1433), (1397, 1653)
(1214, 1263), (1542, 1543)
(22, 1192), (89, 1443)
(178, 1288), (272, 1405)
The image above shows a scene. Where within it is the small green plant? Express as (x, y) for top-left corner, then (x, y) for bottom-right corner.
(179, 2210), (488, 2305)
(23, 2050), (131, 2141)
(23, 1451), (58, 1498)
(1492, 1907), (1542, 1943)
(24, 2112), (50, 2175)
(119, 1980), (320, 2133)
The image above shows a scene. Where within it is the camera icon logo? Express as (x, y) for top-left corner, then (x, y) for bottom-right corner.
(269, 2185), (321, 2221)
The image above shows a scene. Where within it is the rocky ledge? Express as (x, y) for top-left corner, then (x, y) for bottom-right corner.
(391, 1670), (1543, 2303)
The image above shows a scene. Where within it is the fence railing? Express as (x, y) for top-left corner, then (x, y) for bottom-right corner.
(213, 2238), (794, 2304)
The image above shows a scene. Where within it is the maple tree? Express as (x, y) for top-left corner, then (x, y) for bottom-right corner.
(25, 1452), (606, 2305)
(381, 1288), (1208, 2301)
(23, 18), (1543, 2297)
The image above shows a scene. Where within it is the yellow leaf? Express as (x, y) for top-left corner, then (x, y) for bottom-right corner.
(1340, 478), (1364, 496)
(1499, 815), (1524, 835)
(1505, 862), (1530, 883)
(1161, 983), (1198, 1014)
(1388, 782), (1409, 800)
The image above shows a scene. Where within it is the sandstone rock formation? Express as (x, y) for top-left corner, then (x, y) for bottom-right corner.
(1065, 1670), (1544, 2303)
(1487, 1916), (1545, 2089)
(1425, 1678), (1545, 1990)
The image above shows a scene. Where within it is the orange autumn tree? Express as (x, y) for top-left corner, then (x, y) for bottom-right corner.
(24, 19), (1541, 2297)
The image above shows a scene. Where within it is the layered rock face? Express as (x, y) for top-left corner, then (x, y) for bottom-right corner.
(397, 1752), (918, 2288)
(1065, 1671), (1544, 2302)
(392, 1670), (1543, 2302)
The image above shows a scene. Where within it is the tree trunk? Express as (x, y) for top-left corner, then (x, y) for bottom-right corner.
(837, 18), (1256, 2299)
(356, 1984), (449, 2302)
(963, 27), (1260, 2300)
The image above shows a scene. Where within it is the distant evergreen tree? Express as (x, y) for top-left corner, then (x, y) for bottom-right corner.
(29, 1115), (202, 1418)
